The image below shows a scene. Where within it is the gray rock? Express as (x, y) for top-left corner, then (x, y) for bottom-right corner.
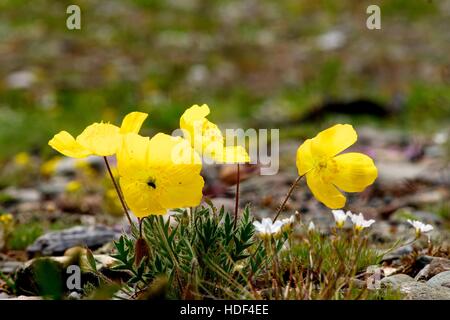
(2, 188), (41, 203)
(315, 30), (346, 51)
(209, 197), (235, 214)
(39, 179), (70, 197)
(15, 253), (124, 297)
(415, 257), (450, 281)
(381, 274), (415, 289)
(27, 225), (121, 256)
(357, 127), (407, 146)
(400, 282), (450, 300)
(6, 70), (36, 89)
(411, 211), (443, 226)
(390, 209), (442, 226)
(54, 156), (104, 177)
(415, 255), (434, 270)
(8, 295), (43, 300)
(0, 261), (23, 274)
(15, 257), (69, 296)
(415, 265), (431, 281)
(381, 245), (413, 262)
(68, 291), (81, 300)
(366, 265), (382, 275)
(369, 221), (395, 243)
(427, 271), (450, 289)
(376, 162), (426, 186)
(428, 258), (450, 275)
(0, 292), (11, 300)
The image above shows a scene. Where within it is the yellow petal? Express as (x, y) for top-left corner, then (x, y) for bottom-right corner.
(117, 133), (151, 179)
(120, 111), (148, 134)
(179, 104), (225, 160)
(306, 169), (346, 209)
(158, 166), (204, 209)
(120, 177), (167, 217)
(331, 153), (378, 192)
(221, 146), (250, 164)
(199, 123), (224, 159)
(155, 134), (204, 208)
(180, 104), (210, 127)
(167, 137), (203, 166)
(179, 104), (210, 146)
(147, 133), (200, 165)
(310, 124), (357, 159)
(48, 131), (92, 158)
(76, 123), (121, 156)
(296, 139), (315, 176)
(117, 132), (204, 217)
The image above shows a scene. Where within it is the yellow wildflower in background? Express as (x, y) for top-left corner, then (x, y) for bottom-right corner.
(13, 152), (31, 166)
(0, 213), (13, 251)
(74, 158), (91, 169)
(117, 133), (204, 217)
(65, 180), (82, 193)
(0, 213), (13, 226)
(296, 124), (377, 209)
(180, 104), (249, 163)
(48, 111), (148, 158)
(41, 156), (62, 177)
(74, 158), (98, 178)
(104, 188), (123, 217)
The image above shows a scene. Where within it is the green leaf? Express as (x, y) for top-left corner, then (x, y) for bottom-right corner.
(86, 248), (97, 272)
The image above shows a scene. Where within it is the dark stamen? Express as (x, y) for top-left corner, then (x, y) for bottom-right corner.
(147, 179), (156, 189)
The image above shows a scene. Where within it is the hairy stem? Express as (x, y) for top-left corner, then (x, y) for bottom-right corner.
(103, 156), (133, 226)
(234, 163), (240, 229)
(273, 175), (304, 222)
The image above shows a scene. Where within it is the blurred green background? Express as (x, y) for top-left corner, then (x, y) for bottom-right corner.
(0, 0), (449, 159)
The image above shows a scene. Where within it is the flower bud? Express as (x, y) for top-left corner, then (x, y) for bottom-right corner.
(135, 237), (150, 266)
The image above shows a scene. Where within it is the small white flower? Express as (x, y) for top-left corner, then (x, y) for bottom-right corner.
(308, 221), (316, 232)
(347, 212), (375, 232)
(407, 219), (433, 238)
(331, 210), (348, 228)
(253, 218), (284, 240)
(281, 215), (296, 232)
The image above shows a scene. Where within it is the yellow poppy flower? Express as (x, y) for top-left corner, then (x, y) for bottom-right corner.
(65, 180), (82, 193)
(117, 133), (204, 217)
(14, 152), (31, 166)
(296, 124), (377, 209)
(0, 213), (13, 225)
(179, 104), (250, 163)
(48, 112), (148, 158)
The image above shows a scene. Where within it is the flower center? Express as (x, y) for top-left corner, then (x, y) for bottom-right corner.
(318, 161), (328, 169)
(316, 158), (338, 182)
(147, 178), (156, 189)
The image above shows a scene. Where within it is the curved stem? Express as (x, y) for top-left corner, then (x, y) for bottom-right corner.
(273, 175), (304, 222)
(380, 236), (419, 258)
(233, 163), (240, 229)
(103, 156), (133, 226)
